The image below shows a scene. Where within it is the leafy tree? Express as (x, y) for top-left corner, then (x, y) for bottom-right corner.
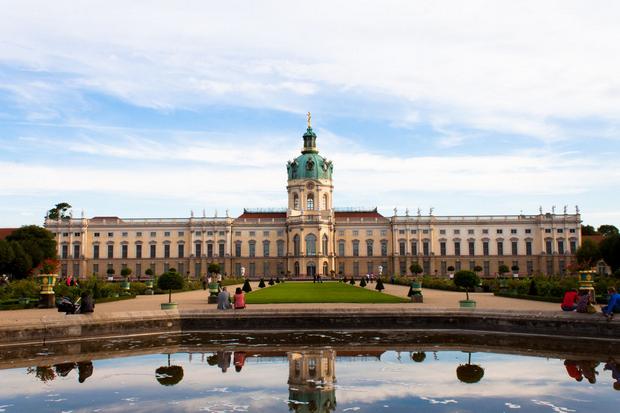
(47, 202), (72, 220)
(9, 242), (33, 279)
(576, 239), (601, 267)
(145, 268), (154, 276)
(447, 266), (455, 273)
(511, 265), (519, 272)
(473, 265), (483, 273)
(6, 225), (56, 268)
(207, 263), (220, 274)
(242, 279), (252, 293)
(581, 225), (597, 236)
(121, 267), (132, 278)
(599, 234), (620, 272)
(598, 225), (619, 237)
(498, 265), (510, 276)
(454, 270), (480, 301)
(106, 268), (115, 275)
(0, 240), (15, 275)
(158, 271), (184, 303)
(375, 278), (385, 291)
(409, 263), (423, 276)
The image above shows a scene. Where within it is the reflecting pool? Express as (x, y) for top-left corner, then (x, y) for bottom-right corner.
(0, 332), (618, 412)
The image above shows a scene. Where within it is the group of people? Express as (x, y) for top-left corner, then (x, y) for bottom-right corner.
(561, 287), (620, 320)
(216, 286), (246, 310)
(564, 358), (620, 390)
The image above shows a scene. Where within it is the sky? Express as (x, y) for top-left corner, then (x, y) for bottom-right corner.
(1, 0), (619, 228)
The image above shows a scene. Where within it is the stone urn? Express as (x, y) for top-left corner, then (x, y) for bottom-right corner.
(37, 273), (58, 308)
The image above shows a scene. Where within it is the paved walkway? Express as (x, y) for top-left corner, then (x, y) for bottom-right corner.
(0, 282), (561, 326)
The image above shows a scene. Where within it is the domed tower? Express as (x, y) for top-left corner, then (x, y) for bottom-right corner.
(286, 114), (335, 278)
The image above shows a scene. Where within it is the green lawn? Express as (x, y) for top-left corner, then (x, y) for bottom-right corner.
(245, 281), (409, 304)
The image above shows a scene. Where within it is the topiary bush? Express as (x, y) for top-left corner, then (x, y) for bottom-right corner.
(349, 278), (355, 285)
(454, 270), (480, 301)
(242, 279), (252, 293)
(375, 278), (385, 291)
(157, 271), (184, 303)
(360, 278), (367, 287)
(258, 278), (266, 288)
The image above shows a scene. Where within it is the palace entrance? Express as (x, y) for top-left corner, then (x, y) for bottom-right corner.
(307, 262), (316, 278)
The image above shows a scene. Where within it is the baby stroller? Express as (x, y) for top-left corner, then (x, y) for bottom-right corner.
(57, 296), (81, 314)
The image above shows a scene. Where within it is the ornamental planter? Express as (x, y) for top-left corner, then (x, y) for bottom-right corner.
(37, 273), (58, 308)
(161, 302), (178, 310)
(145, 280), (154, 289)
(121, 280), (131, 292)
(459, 300), (477, 308)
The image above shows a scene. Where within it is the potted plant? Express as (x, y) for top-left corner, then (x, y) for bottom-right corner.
(456, 352), (485, 383)
(498, 264), (510, 292)
(36, 258), (59, 308)
(447, 266), (455, 279)
(120, 267), (132, 292)
(158, 270), (184, 310)
(454, 270), (480, 308)
(155, 354), (184, 386)
(409, 263), (424, 302)
(511, 265), (520, 278)
(473, 265), (483, 275)
(145, 268), (154, 289)
(375, 277), (385, 292)
(106, 267), (115, 282)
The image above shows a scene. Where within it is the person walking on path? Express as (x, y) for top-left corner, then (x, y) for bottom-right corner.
(217, 287), (232, 310)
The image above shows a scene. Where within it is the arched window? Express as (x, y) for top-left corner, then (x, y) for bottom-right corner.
(293, 235), (300, 256)
(323, 261), (329, 275)
(338, 240), (345, 256)
(293, 193), (300, 210)
(306, 234), (317, 256)
(352, 240), (360, 257)
(322, 194), (328, 210)
(322, 234), (329, 255)
(366, 239), (374, 256)
(307, 193), (314, 210)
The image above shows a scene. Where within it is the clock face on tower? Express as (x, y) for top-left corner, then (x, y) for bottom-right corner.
(306, 182), (315, 190)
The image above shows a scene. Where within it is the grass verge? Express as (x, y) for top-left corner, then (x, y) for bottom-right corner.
(245, 281), (409, 304)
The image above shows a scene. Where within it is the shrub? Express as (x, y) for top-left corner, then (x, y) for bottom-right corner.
(410, 263), (423, 276)
(145, 268), (154, 277)
(447, 266), (455, 272)
(130, 282), (148, 296)
(8, 279), (40, 299)
(258, 278), (266, 288)
(349, 278), (355, 285)
(454, 270), (480, 301)
(207, 263), (220, 274)
(498, 265), (509, 276)
(528, 279), (538, 296)
(242, 279), (252, 293)
(375, 278), (385, 291)
(121, 267), (132, 278)
(157, 272), (184, 303)
(360, 278), (367, 287)
(106, 268), (115, 275)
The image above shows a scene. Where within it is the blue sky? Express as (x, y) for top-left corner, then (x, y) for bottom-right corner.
(1, 0), (619, 227)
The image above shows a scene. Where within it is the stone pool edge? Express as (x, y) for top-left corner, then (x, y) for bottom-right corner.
(0, 308), (618, 345)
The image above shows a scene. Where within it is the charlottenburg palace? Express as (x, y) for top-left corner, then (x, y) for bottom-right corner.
(46, 122), (582, 279)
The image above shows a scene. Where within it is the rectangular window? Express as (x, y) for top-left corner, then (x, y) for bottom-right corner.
(136, 244), (142, 259)
(454, 242), (461, 256)
(249, 231), (256, 237)
(545, 240), (552, 254)
(195, 231), (201, 236)
(422, 230), (429, 234)
(454, 229), (460, 235)
(525, 229), (532, 234)
(558, 240), (565, 254)
(94, 232), (100, 238)
(108, 232), (114, 237)
(557, 229), (564, 233)
(497, 241), (504, 256)
(423, 241), (430, 256)
(207, 243), (213, 257)
(178, 231), (184, 236)
(468, 229), (474, 235)
(570, 241), (577, 254)
(107, 244), (114, 259)
(235, 243), (242, 257)
(263, 261), (270, 276)
(150, 244), (156, 258)
(263, 231), (270, 237)
(136, 232), (142, 237)
(195, 262), (202, 278)
(469, 260), (475, 271)
(338, 262), (345, 275)
(73, 244), (80, 258)
(352, 242), (359, 257)
(399, 229), (405, 235)
(423, 260), (430, 274)
(338, 230), (345, 236)
(440, 229), (446, 235)
(249, 242), (256, 258)
(93, 245), (99, 259)
(381, 242), (388, 257)
(164, 231), (171, 237)
(526, 241), (533, 256)
(366, 230), (373, 236)
(62, 244), (68, 259)
(399, 241), (406, 256)
(235, 231), (241, 236)
(122, 232), (128, 237)
(496, 229), (503, 234)
(440, 242), (446, 256)
(218, 243), (225, 257)
(263, 242), (270, 257)
(441, 261), (447, 276)
(93, 263), (99, 274)
(399, 261), (406, 275)
(380, 230), (387, 236)
(352, 230), (359, 236)
(353, 262), (359, 277)
(277, 230), (284, 236)
(122, 244), (128, 259)
(366, 242), (373, 256)
(511, 241), (518, 256)
(468, 241), (475, 256)
(219, 231), (225, 236)
(150, 232), (156, 237)
(569, 229), (576, 234)
(510, 229), (517, 234)
(483, 241), (489, 256)
(339, 242), (345, 256)
(482, 229), (489, 234)
(135, 263), (141, 277)
(178, 244), (184, 258)
(164, 244), (170, 258)
(235, 263), (241, 276)
(412, 230), (418, 234)
(411, 241), (418, 256)
(195, 243), (202, 257)
(483, 261), (490, 277)
(527, 260), (534, 275)
(277, 241), (284, 257)
(545, 228), (552, 234)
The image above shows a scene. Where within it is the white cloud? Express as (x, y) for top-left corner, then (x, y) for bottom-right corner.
(1, 1), (620, 140)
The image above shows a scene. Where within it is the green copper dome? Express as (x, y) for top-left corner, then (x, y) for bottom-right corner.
(287, 127), (333, 180)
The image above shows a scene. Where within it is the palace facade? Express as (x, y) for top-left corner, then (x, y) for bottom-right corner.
(46, 123), (582, 279)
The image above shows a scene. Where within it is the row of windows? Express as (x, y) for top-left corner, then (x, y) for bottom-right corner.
(292, 193), (329, 210)
(61, 231), (227, 238)
(234, 230), (286, 237)
(337, 230), (389, 237)
(62, 243), (226, 259)
(432, 239), (577, 256)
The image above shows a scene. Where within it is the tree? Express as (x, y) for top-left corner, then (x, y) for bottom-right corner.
(208, 263), (221, 274)
(447, 266), (455, 273)
(9, 242), (33, 279)
(599, 234), (620, 273)
(409, 263), (423, 277)
(498, 265), (510, 276)
(454, 270), (479, 301)
(47, 202), (72, 220)
(581, 225), (598, 236)
(598, 225), (619, 237)
(0, 240), (15, 275)
(121, 267), (132, 278)
(473, 265), (483, 273)
(575, 239), (601, 267)
(145, 268), (154, 277)
(6, 225), (56, 269)
(158, 271), (184, 303)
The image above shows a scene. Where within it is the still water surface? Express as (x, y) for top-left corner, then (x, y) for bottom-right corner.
(0, 333), (618, 412)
